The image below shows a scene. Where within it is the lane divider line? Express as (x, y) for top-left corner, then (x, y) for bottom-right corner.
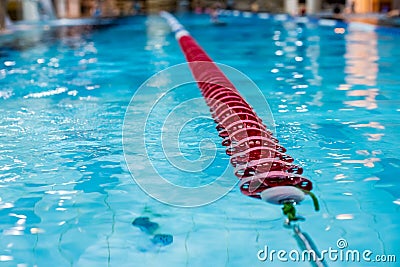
(160, 11), (319, 224)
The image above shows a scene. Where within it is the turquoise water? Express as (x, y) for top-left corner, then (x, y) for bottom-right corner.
(0, 13), (399, 266)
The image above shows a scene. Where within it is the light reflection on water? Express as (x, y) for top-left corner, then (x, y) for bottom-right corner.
(263, 17), (399, 261)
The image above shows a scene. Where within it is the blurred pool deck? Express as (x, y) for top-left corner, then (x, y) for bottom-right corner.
(317, 11), (400, 28)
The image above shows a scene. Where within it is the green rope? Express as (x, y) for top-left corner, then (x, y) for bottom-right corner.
(301, 189), (320, 211)
(282, 202), (299, 223)
(281, 188), (320, 225)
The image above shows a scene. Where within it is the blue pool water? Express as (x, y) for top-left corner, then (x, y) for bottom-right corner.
(1, 13), (399, 266)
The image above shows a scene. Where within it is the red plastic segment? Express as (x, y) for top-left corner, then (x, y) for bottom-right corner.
(234, 158), (303, 178)
(225, 136), (286, 155)
(230, 146), (294, 167)
(239, 172), (312, 198)
(221, 128), (279, 146)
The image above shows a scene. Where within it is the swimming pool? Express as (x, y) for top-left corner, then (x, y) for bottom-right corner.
(0, 12), (399, 266)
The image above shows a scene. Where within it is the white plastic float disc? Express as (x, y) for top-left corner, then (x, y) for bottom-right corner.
(260, 186), (305, 205)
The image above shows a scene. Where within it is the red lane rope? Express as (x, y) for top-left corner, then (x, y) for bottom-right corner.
(161, 12), (313, 201)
